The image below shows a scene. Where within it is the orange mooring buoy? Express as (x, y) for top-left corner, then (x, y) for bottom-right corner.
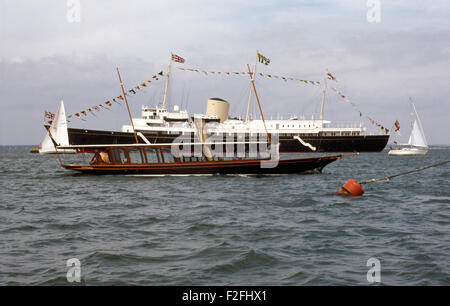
(336, 160), (450, 197)
(338, 178), (365, 196)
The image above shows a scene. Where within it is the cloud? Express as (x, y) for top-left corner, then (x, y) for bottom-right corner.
(0, 0), (449, 145)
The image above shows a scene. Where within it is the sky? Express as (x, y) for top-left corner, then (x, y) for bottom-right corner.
(0, 0), (449, 145)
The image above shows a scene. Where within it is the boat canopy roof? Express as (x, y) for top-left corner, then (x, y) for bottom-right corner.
(57, 141), (270, 150)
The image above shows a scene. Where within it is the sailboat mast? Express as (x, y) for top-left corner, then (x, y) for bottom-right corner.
(245, 51), (258, 122)
(319, 69), (328, 125)
(162, 56), (172, 110)
(409, 102), (414, 147)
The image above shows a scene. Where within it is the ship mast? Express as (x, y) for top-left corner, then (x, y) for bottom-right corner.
(161, 55), (172, 110)
(247, 64), (270, 143)
(245, 51), (259, 122)
(116, 67), (139, 144)
(319, 69), (328, 126)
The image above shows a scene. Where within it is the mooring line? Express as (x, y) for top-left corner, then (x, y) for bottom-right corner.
(360, 159), (450, 185)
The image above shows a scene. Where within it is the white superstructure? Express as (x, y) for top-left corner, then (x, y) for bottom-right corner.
(121, 62), (370, 146)
(122, 100), (366, 139)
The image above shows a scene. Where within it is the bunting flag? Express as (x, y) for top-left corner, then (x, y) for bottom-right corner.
(331, 86), (389, 134)
(75, 112), (85, 121)
(44, 111), (55, 120)
(327, 72), (337, 81)
(66, 71), (163, 121)
(177, 66), (321, 86)
(44, 110), (55, 125)
(394, 120), (400, 132)
(88, 108), (97, 117)
(171, 53), (185, 63)
(257, 52), (270, 65)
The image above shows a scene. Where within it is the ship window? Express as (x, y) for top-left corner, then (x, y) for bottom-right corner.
(145, 148), (160, 163)
(111, 148), (128, 164)
(128, 148), (144, 164)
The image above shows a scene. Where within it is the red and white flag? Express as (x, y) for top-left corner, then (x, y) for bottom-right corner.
(171, 53), (185, 63)
(45, 111), (55, 119)
(327, 72), (337, 81)
(394, 120), (400, 132)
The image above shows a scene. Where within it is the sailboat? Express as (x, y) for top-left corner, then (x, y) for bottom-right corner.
(39, 101), (75, 154)
(388, 101), (428, 156)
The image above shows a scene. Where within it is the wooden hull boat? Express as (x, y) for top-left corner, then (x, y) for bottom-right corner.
(61, 154), (342, 175)
(56, 143), (355, 175)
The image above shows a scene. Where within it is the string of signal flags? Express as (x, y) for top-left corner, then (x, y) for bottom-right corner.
(62, 52), (192, 122)
(326, 72), (390, 134)
(60, 71), (164, 122)
(177, 66), (322, 85)
(50, 53), (185, 123)
(45, 53), (187, 124)
(177, 52), (320, 85)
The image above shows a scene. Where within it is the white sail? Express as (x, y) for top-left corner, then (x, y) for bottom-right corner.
(39, 101), (74, 154)
(408, 102), (428, 148)
(408, 119), (427, 147)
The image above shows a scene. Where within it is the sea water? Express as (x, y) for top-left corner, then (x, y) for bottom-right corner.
(0, 146), (449, 285)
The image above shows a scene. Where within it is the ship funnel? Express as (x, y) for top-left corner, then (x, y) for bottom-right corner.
(206, 98), (229, 123)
